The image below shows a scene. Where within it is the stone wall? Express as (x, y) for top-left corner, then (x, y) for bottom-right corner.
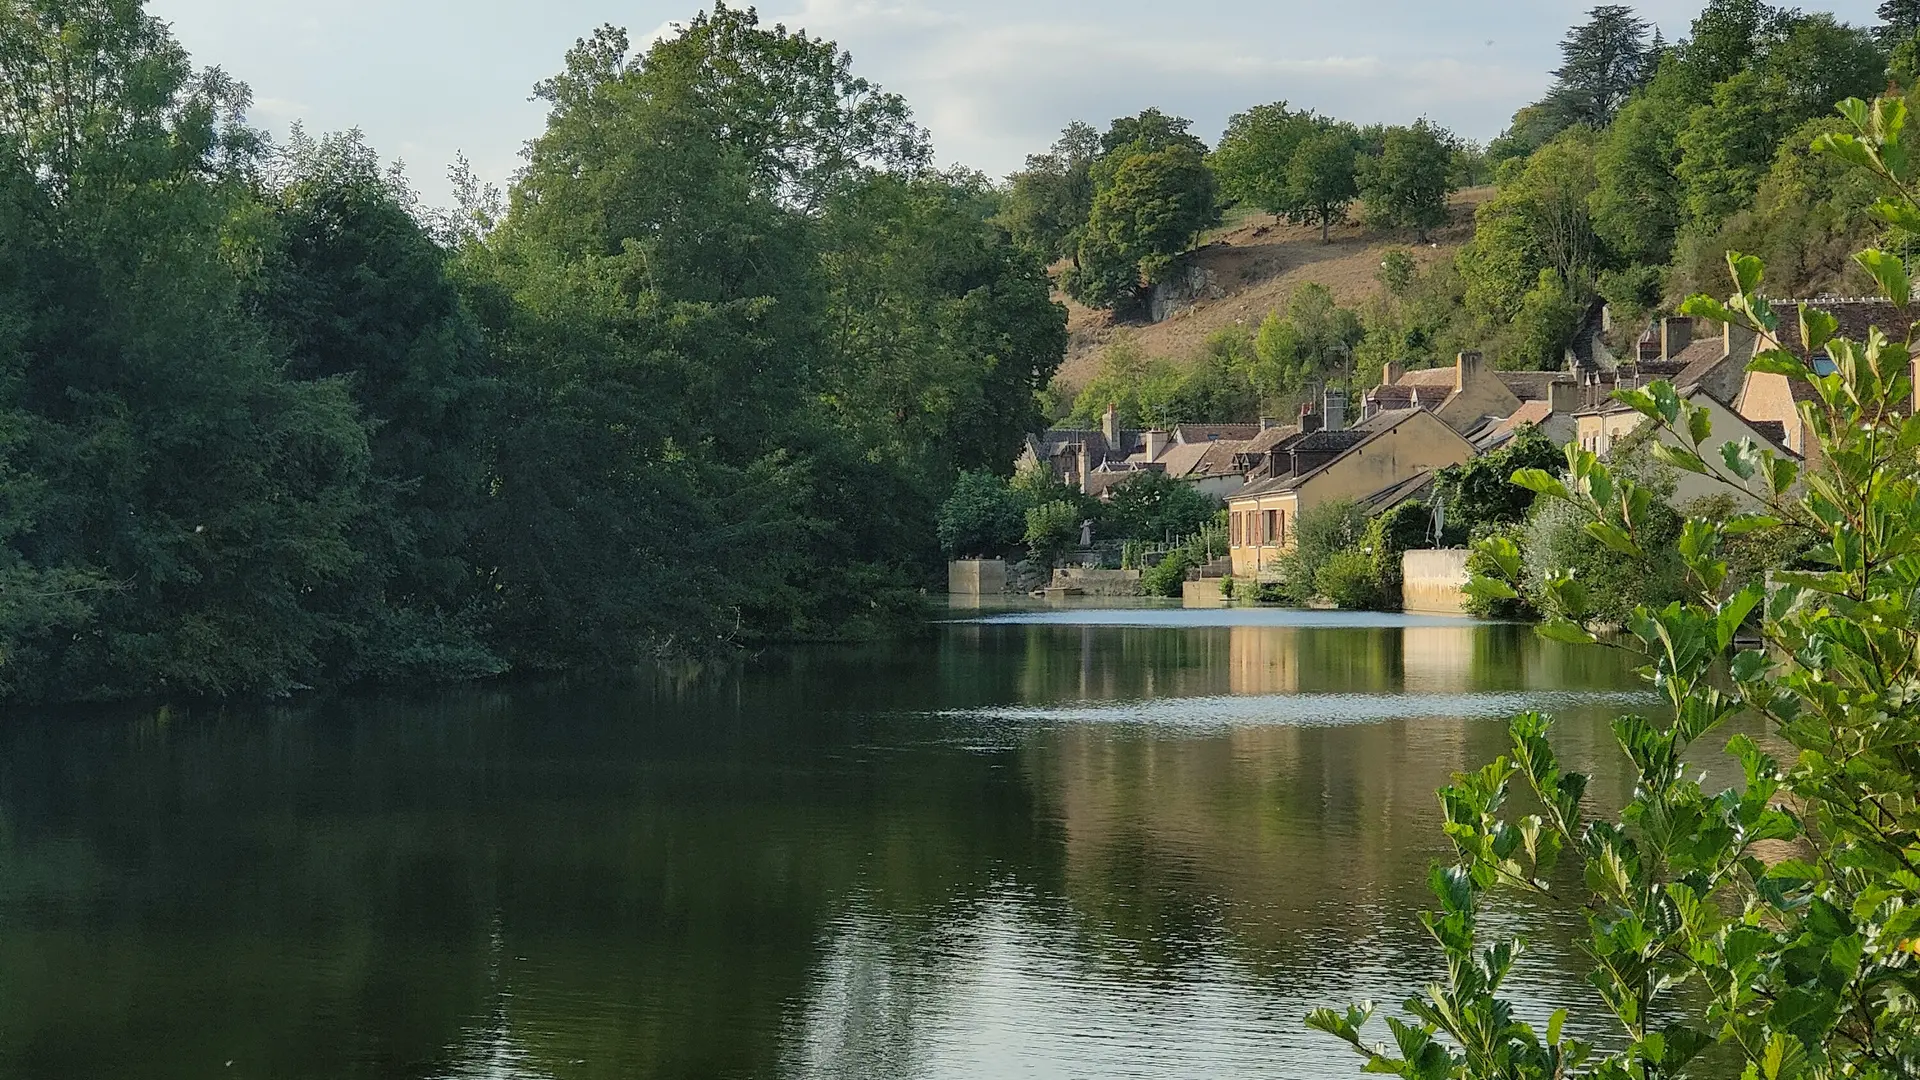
(1402, 549), (1473, 615)
(1052, 568), (1143, 597)
(948, 560), (1009, 596)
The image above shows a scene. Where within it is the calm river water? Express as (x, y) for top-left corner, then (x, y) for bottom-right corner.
(0, 604), (1674, 1079)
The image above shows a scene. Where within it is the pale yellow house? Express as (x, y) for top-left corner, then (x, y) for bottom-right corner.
(1227, 409), (1476, 577)
(1576, 391), (1794, 510)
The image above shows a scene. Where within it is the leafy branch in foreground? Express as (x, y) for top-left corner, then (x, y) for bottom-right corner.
(1313, 91), (1920, 1080)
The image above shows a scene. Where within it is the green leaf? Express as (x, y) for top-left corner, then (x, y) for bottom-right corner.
(1855, 250), (1912, 307)
(1538, 618), (1599, 645)
(1730, 252), (1764, 296)
(1510, 468), (1569, 500)
(1748, 350), (1811, 380)
(1650, 441), (1709, 476)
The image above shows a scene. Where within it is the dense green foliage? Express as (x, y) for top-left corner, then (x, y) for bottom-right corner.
(0, 0), (1066, 700)
(1313, 92), (1920, 1078)
(1057, 111), (1220, 311)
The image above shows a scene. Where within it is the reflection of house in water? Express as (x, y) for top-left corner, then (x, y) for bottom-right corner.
(1398, 626), (1480, 694)
(1228, 627), (1302, 695)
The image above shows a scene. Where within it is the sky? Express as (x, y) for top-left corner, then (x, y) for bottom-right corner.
(145, 0), (1885, 208)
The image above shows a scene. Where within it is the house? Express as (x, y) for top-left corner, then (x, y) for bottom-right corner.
(1576, 321), (1791, 508)
(1018, 407), (1283, 499)
(1364, 352), (1580, 436)
(1227, 408), (1476, 578)
(1734, 297), (1908, 461)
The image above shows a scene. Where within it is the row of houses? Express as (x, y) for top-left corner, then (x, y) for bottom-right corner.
(1022, 298), (1896, 580)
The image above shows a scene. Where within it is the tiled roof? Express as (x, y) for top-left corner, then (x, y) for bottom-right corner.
(1239, 425), (1303, 454)
(1398, 367), (1459, 388)
(1174, 424), (1260, 444)
(1154, 441), (1214, 478)
(1368, 385), (1416, 409)
(1357, 472), (1439, 515)
(1292, 428), (1371, 452)
(1356, 407), (1424, 432)
(1749, 420), (1789, 448)
(1497, 371), (1571, 401)
(1192, 440), (1249, 477)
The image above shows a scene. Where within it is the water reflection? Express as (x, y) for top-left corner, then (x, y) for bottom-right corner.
(0, 615), (1661, 1079)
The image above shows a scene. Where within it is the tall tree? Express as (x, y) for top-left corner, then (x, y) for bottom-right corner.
(1070, 142), (1218, 306)
(1676, 70), (1787, 230)
(1590, 61), (1691, 265)
(1209, 101), (1322, 215)
(1545, 5), (1653, 129)
(1358, 119), (1458, 241)
(1877, 0), (1920, 46)
(1000, 121), (1099, 262)
(1679, 0), (1790, 88)
(1286, 126), (1360, 243)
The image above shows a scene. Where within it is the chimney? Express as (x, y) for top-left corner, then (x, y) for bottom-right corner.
(1455, 351), (1482, 393)
(1144, 429), (1170, 461)
(1323, 388), (1348, 432)
(1549, 378), (1578, 415)
(1724, 322), (1756, 361)
(1259, 416), (1279, 431)
(1299, 402), (1323, 435)
(1101, 402), (1119, 445)
(1661, 317), (1693, 361)
(1382, 360), (1404, 387)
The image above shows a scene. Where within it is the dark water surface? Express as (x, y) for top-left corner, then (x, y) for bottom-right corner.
(0, 605), (1670, 1079)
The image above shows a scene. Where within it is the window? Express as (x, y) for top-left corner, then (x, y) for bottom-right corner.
(1264, 509), (1278, 545)
(1278, 510), (1288, 547)
(1231, 512), (1242, 547)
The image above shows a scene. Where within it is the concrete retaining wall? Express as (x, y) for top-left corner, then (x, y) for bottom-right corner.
(1402, 549), (1473, 615)
(948, 560), (1009, 596)
(1052, 568), (1142, 597)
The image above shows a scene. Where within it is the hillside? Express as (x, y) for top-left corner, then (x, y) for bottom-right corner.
(1055, 187), (1493, 389)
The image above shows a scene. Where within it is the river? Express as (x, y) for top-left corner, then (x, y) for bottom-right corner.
(0, 603), (1668, 1079)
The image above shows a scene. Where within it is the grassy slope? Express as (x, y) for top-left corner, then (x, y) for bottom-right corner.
(1054, 187), (1493, 390)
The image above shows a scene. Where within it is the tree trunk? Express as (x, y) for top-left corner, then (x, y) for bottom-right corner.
(1321, 212), (1331, 244)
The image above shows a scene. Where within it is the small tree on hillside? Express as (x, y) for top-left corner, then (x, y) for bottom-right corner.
(1359, 120), (1457, 242)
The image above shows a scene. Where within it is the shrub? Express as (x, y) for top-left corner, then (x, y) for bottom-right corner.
(1023, 500), (1082, 566)
(1315, 549), (1382, 610)
(1276, 499), (1366, 603)
(1099, 470), (1222, 543)
(1139, 550), (1195, 597)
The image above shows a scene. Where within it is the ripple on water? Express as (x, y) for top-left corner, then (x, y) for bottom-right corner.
(940, 689), (1660, 731)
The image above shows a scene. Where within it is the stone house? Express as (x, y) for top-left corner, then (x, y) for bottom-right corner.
(1226, 408), (1476, 578)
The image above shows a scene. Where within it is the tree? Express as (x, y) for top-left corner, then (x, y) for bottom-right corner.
(1458, 134), (1598, 340)
(1099, 471), (1220, 543)
(937, 472), (1026, 557)
(1359, 120), (1457, 241)
(1678, 0), (1791, 88)
(1676, 70), (1787, 230)
(1875, 0), (1920, 46)
(1589, 61), (1691, 266)
(1286, 127), (1360, 243)
(1544, 5), (1652, 129)
(1758, 14), (1886, 126)
(1023, 500), (1082, 566)
(1068, 142), (1218, 309)
(1209, 102), (1322, 215)
(1000, 121), (1099, 261)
